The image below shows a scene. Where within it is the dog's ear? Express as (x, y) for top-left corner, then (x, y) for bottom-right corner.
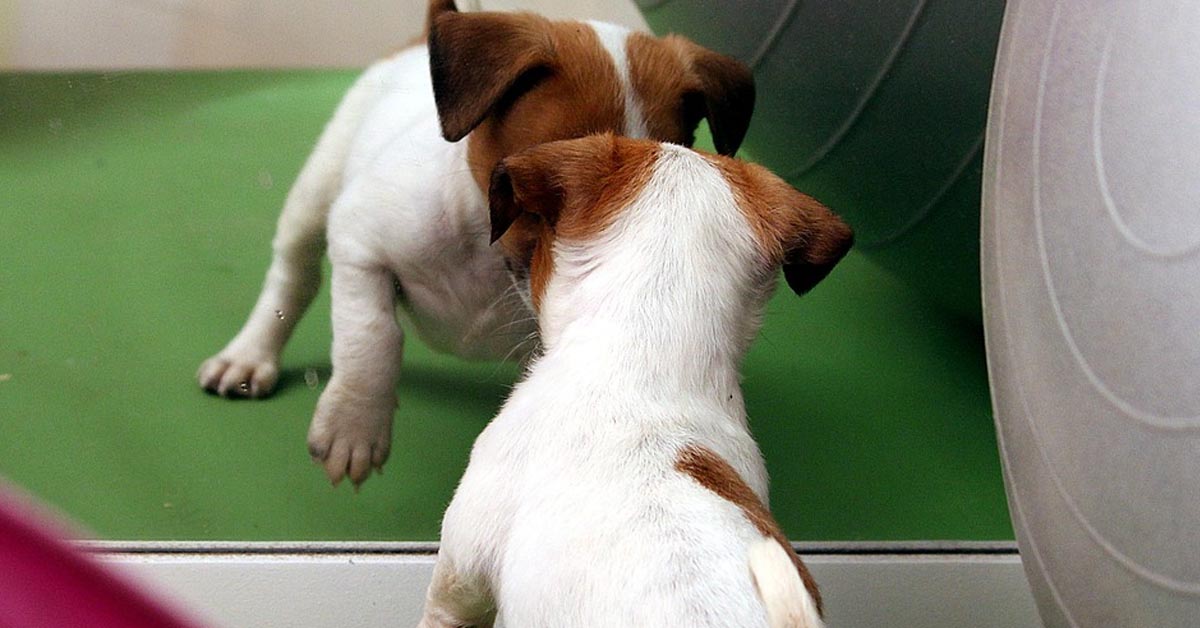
(428, 6), (553, 142)
(779, 193), (854, 296)
(667, 37), (755, 156)
(488, 135), (611, 243)
(721, 160), (853, 295)
(487, 153), (562, 245)
(424, 0), (457, 34)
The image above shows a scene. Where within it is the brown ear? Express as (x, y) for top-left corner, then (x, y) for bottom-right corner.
(719, 160), (852, 295)
(782, 200), (859, 296)
(488, 136), (611, 243)
(668, 37), (756, 156)
(424, 0), (457, 34)
(487, 155), (563, 244)
(780, 192), (854, 296)
(428, 8), (553, 142)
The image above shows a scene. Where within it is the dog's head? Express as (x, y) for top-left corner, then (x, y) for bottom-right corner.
(427, 1), (754, 185)
(487, 135), (853, 328)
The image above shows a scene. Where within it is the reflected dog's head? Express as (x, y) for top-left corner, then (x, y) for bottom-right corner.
(427, 0), (756, 284)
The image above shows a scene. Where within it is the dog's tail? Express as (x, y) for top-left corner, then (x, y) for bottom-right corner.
(748, 537), (824, 628)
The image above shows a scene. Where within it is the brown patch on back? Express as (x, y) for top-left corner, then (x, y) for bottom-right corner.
(675, 444), (823, 617)
(462, 19), (627, 193)
(708, 156), (853, 296)
(487, 135), (661, 309)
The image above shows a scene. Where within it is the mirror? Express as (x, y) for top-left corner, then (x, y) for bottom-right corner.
(0, 0), (1011, 544)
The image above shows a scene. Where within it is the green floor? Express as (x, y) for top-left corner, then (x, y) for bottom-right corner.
(0, 72), (1011, 541)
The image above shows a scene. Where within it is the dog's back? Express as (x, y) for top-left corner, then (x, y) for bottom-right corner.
(458, 329), (818, 626)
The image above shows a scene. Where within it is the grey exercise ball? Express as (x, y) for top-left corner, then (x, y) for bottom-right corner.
(639, 0), (1005, 320)
(984, 1), (1200, 626)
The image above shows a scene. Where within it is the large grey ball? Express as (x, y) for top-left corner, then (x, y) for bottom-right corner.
(984, 1), (1200, 625)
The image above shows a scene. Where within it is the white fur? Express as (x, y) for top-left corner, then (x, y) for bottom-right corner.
(749, 538), (825, 628)
(587, 20), (647, 138)
(418, 145), (821, 627)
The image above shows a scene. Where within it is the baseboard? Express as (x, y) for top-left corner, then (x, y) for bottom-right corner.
(83, 541), (1041, 627)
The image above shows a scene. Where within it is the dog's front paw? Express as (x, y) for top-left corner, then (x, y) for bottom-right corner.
(197, 350), (280, 398)
(306, 384), (393, 487)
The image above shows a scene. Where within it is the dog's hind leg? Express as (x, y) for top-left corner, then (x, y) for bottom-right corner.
(197, 63), (391, 398)
(417, 554), (496, 628)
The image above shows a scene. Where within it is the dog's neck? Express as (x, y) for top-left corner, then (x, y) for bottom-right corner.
(538, 296), (759, 403)
(533, 151), (772, 404)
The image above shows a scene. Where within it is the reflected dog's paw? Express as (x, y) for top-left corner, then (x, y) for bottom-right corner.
(197, 350), (280, 398)
(307, 384), (393, 487)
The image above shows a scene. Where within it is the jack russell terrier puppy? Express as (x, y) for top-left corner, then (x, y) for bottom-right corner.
(417, 134), (852, 628)
(195, 0), (755, 486)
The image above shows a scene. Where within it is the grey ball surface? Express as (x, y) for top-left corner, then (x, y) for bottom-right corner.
(984, 1), (1200, 626)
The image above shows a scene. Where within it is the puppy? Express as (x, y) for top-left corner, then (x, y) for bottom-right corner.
(417, 134), (852, 628)
(195, 0), (755, 486)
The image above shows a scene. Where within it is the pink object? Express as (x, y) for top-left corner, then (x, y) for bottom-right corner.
(0, 490), (203, 628)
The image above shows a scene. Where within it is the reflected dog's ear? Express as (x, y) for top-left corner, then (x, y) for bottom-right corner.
(424, 0), (457, 34)
(667, 36), (756, 156)
(427, 3), (554, 142)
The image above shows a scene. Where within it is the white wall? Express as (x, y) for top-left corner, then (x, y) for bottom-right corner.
(0, 0), (648, 70)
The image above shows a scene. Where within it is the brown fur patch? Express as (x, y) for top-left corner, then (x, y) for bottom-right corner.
(429, 10), (562, 144)
(627, 32), (701, 147)
(550, 136), (660, 243)
(459, 19), (627, 193)
(426, 0), (458, 36)
(708, 156), (853, 295)
(488, 135), (661, 309)
(627, 33), (755, 156)
(675, 444), (823, 617)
